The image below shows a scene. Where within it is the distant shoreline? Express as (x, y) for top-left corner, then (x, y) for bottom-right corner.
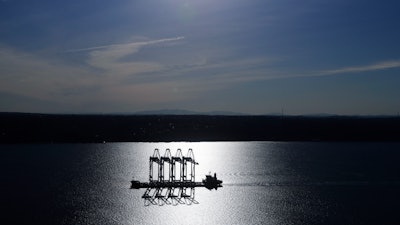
(1, 113), (399, 143)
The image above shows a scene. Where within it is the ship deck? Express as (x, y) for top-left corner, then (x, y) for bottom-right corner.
(133, 181), (205, 189)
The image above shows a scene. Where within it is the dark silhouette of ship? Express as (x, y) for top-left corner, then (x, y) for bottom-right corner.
(131, 173), (222, 190)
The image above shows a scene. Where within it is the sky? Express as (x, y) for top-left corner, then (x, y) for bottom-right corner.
(1, 0), (400, 115)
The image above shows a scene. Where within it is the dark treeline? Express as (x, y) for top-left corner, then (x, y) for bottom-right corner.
(0, 113), (399, 143)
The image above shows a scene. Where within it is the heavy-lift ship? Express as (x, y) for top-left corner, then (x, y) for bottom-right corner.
(130, 148), (222, 205)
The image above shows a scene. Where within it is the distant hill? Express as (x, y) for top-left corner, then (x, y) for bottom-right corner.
(134, 109), (245, 116)
(1, 113), (400, 143)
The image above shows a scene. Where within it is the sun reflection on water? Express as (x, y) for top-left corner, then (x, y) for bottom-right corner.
(119, 141), (282, 224)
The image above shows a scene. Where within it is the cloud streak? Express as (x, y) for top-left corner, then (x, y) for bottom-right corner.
(320, 60), (400, 76)
(82, 36), (185, 77)
(65, 36), (185, 53)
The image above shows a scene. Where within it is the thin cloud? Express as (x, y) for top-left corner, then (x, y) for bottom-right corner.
(320, 60), (400, 75)
(83, 36), (185, 76)
(179, 59), (400, 87)
(65, 36), (184, 53)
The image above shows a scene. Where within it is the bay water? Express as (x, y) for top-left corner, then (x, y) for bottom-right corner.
(1, 142), (400, 224)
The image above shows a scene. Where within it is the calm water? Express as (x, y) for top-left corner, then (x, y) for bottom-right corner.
(1, 142), (400, 224)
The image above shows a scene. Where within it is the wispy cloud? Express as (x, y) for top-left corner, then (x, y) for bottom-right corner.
(320, 60), (400, 75)
(65, 36), (184, 53)
(0, 37), (192, 111)
(65, 36), (276, 90)
(178, 59), (400, 88)
(80, 36), (185, 77)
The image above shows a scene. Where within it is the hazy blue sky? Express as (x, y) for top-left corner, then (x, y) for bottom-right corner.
(1, 0), (400, 115)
